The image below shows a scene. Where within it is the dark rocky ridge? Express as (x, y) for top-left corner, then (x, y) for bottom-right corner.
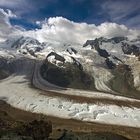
(121, 42), (140, 56)
(83, 37), (124, 69)
(0, 57), (14, 79)
(83, 37), (128, 48)
(41, 61), (95, 90)
(41, 52), (95, 90)
(83, 37), (140, 57)
(47, 52), (66, 63)
(66, 47), (78, 55)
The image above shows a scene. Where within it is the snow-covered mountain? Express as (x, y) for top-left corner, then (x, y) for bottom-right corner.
(0, 35), (140, 129)
(0, 35), (140, 97)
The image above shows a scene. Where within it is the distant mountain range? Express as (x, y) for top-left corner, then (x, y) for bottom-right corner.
(0, 36), (140, 98)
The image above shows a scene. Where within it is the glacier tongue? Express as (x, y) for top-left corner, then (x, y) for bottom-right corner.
(0, 66), (140, 128)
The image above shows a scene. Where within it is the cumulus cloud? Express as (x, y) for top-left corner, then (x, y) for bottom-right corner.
(0, 0), (37, 18)
(0, 8), (21, 41)
(0, 8), (139, 43)
(24, 17), (140, 44)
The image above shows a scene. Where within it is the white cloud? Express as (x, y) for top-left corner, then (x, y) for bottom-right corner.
(0, 0), (36, 18)
(24, 17), (140, 44)
(0, 8), (139, 43)
(0, 8), (21, 41)
(0, 8), (17, 18)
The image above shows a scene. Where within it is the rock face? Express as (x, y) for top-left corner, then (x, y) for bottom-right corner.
(105, 56), (123, 69)
(109, 63), (139, 97)
(83, 37), (125, 69)
(46, 52), (82, 69)
(0, 119), (52, 140)
(41, 52), (95, 89)
(109, 36), (128, 43)
(83, 38), (100, 49)
(47, 52), (66, 63)
(0, 57), (14, 79)
(57, 130), (129, 140)
(83, 37), (140, 57)
(66, 47), (78, 55)
(18, 120), (52, 140)
(121, 42), (140, 56)
(83, 37), (127, 48)
(97, 48), (110, 58)
(0, 103), (52, 140)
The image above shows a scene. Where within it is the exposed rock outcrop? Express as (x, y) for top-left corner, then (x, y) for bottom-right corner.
(66, 47), (78, 55)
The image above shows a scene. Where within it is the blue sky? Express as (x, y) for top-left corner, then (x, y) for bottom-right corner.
(0, 0), (140, 29)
